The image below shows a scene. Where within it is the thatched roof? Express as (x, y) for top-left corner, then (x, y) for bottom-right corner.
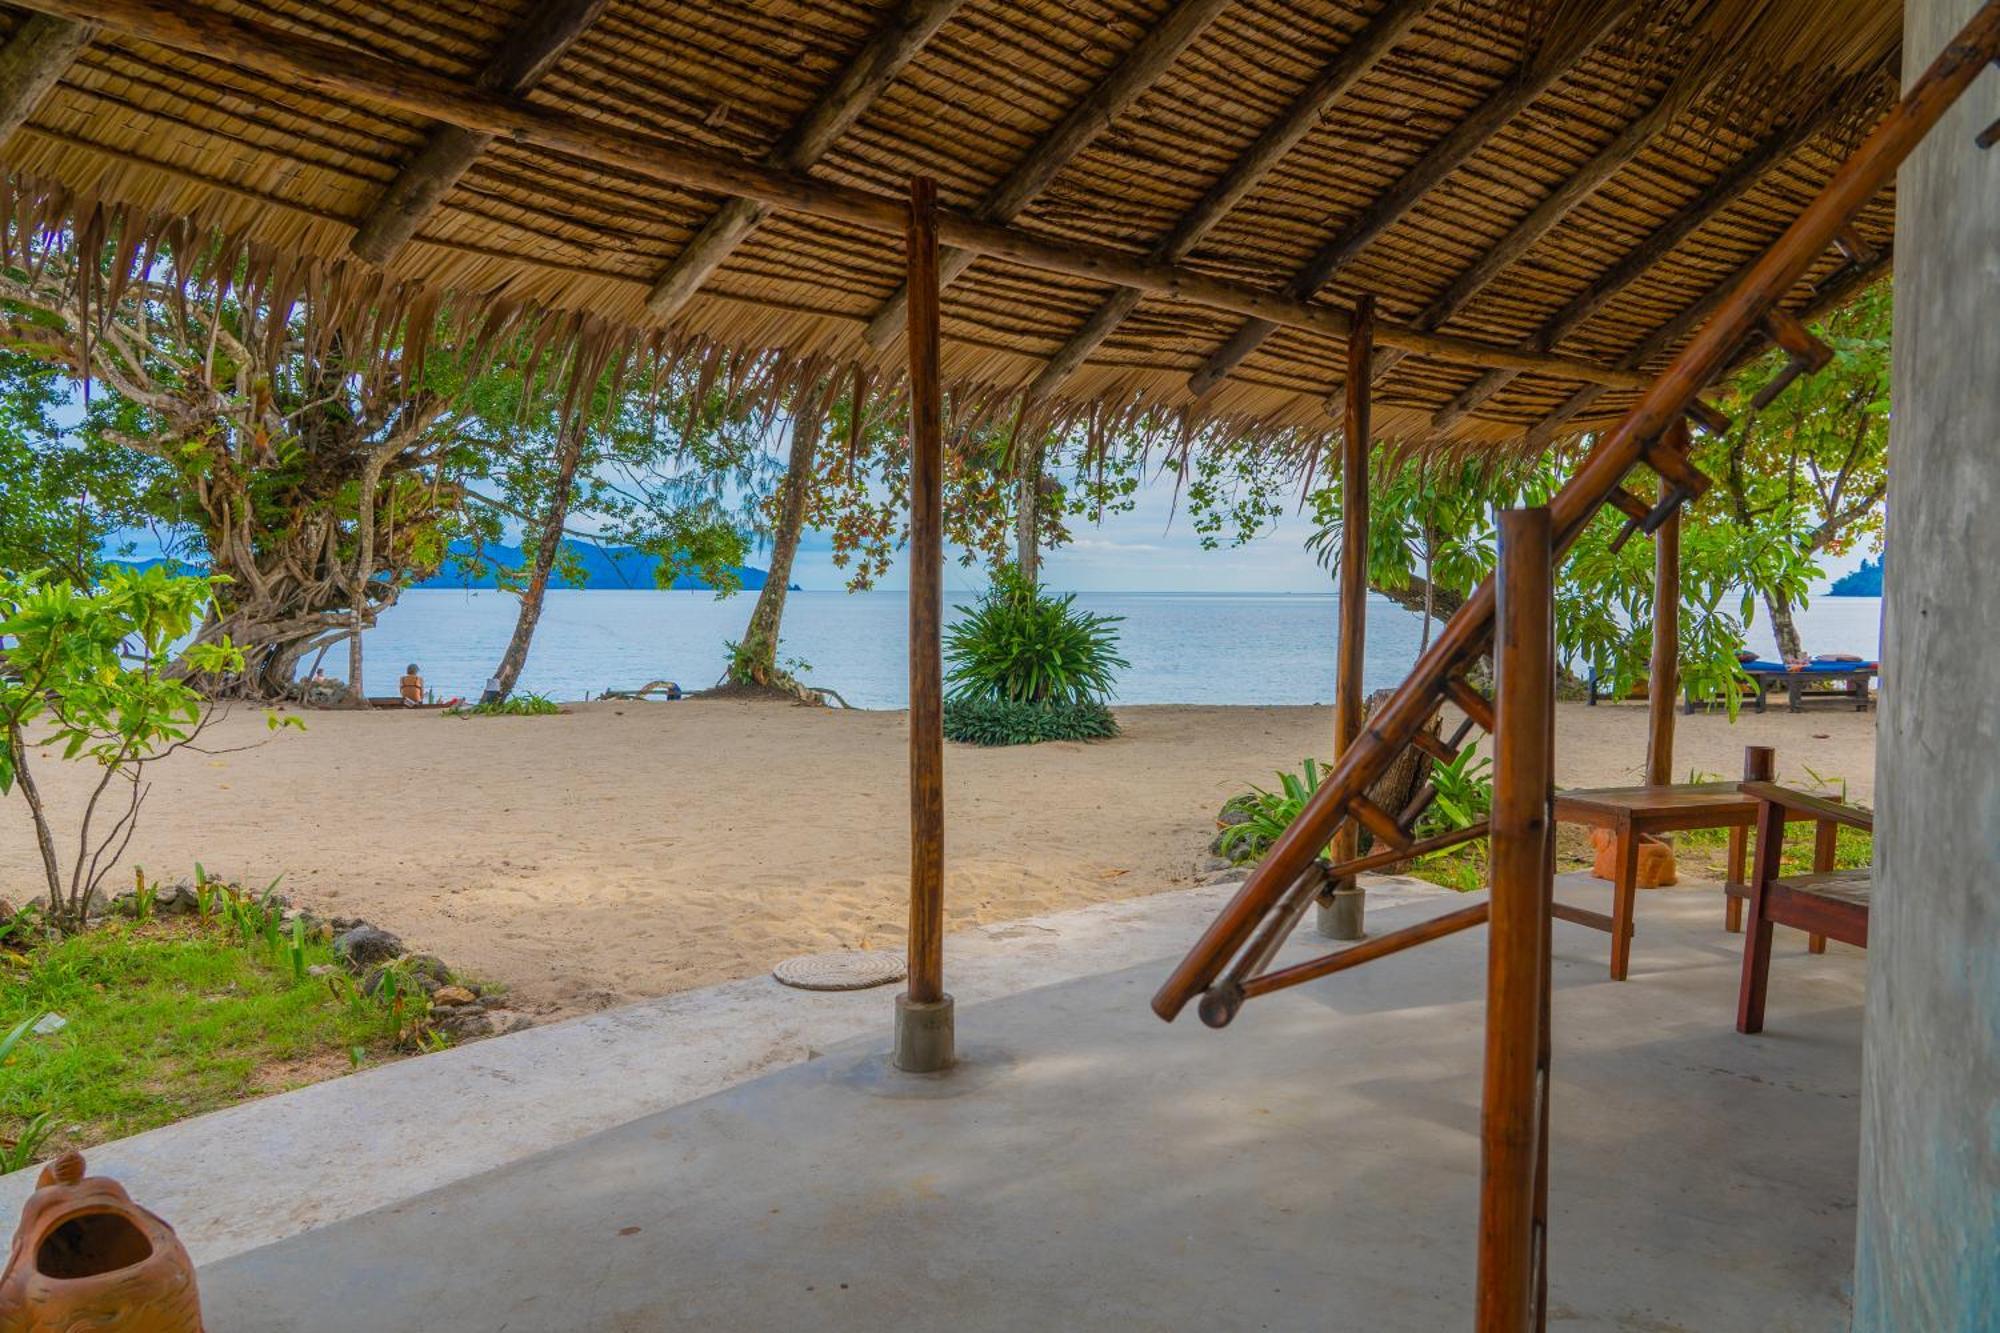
(0, 0), (1901, 454)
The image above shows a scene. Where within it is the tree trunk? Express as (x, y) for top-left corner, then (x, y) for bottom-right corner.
(1014, 438), (1043, 582)
(488, 420), (588, 701)
(7, 720), (63, 909)
(347, 622), (364, 703)
(1764, 588), (1806, 661)
(736, 405), (825, 685)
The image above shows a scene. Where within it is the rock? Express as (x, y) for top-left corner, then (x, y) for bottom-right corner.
(306, 964), (336, 978)
(333, 925), (404, 971)
(431, 985), (476, 1007)
(400, 954), (452, 993)
(493, 1012), (535, 1036)
(31, 1013), (66, 1035)
(435, 1008), (494, 1039)
(1200, 854), (1231, 872)
(329, 916), (365, 932)
(155, 882), (199, 915)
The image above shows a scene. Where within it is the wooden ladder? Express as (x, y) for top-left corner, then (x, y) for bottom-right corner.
(1152, 2), (2000, 1033)
(1151, 10), (2000, 1330)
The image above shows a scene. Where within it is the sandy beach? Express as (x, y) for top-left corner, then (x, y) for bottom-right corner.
(1, 698), (1875, 1017)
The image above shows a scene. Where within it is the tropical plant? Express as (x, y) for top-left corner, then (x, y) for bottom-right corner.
(944, 567), (1127, 707)
(444, 691), (564, 718)
(1216, 759), (1330, 864)
(0, 568), (298, 931)
(1415, 747), (1494, 838)
(0, 1011), (57, 1173)
(940, 698), (1119, 746)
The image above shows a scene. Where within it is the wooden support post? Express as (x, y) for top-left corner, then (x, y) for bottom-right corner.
(1725, 745), (1775, 932)
(1322, 295), (1375, 941)
(1644, 423), (1685, 787)
(896, 176), (952, 1074)
(1480, 506), (1555, 1332)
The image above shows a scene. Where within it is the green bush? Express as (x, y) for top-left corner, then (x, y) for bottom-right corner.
(944, 567), (1127, 706)
(1216, 759), (1329, 864)
(445, 691), (563, 717)
(942, 698), (1119, 746)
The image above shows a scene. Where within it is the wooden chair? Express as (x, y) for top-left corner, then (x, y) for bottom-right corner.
(1736, 781), (1873, 1034)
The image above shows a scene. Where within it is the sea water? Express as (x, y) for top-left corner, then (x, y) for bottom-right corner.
(342, 588), (1884, 710)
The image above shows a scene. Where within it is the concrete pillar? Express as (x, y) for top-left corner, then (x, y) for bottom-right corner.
(1854, 2), (2000, 1323)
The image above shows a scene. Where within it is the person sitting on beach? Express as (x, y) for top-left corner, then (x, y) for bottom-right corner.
(400, 663), (425, 707)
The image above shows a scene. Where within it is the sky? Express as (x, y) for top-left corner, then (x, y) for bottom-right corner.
(784, 468), (1334, 596)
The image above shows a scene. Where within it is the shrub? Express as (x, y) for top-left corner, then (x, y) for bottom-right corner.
(944, 567), (1127, 706)
(445, 691), (563, 717)
(1216, 759), (1328, 864)
(942, 698), (1119, 746)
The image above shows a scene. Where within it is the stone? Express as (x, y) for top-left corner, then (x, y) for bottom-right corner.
(333, 926), (404, 972)
(1590, 829), (1677, 888)
(30, 1013), (65, 1036)
(306, 964), (335, 978)
(436, 1009), (494, 1040)
(432, 985), (476, 1007)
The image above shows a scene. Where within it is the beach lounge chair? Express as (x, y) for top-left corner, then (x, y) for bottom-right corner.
(1735, 779), (1872, 1034)
(1717, 658), (1878, 714)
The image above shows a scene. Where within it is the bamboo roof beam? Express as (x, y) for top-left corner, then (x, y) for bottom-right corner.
(0, 13), (91, 144)
(644, 0), (969, 322)
(1521, 245), (1892, 450)
(1185, 0), (1642, 399)
(1430, 66), (1881, 432)
(31, 0), (1655, 394)
(1022, 0), (1438, 406)
(859, 0), (1235, 348)
(348, 0), (607, 266)
(1324, 58), (1710, 410)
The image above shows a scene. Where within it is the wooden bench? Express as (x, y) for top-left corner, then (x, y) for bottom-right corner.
(1736, 781), (1873, 1034)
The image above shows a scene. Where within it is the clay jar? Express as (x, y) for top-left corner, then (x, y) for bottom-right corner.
(1590, 828), (1678, 888)
(0, 1151), (204, 1332)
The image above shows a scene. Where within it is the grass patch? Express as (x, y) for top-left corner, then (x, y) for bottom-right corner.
(0, 915), (425, 1167)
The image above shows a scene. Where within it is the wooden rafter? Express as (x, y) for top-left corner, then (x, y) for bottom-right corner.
(1185, 0), (1641, 398)
(858, 0), (1234, 348)
(348, 0), (607, 266)
(644, 0), (968, 322)
(1022, 0), (1437, 406)
(0, 12), (90, 143)
(1431, 66), (1881, 432)
(1323, 58), (1712, 411)
(32, 0), (1662, 395)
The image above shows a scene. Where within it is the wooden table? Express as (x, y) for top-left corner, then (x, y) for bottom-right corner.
(1553, 782), (1822, 980)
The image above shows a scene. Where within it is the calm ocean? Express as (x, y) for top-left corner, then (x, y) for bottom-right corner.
(343, 587), (1886, 710)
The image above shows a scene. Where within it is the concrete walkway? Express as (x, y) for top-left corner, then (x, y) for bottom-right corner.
(195, 884), (1865, 1331)
(3, 874), (1455, 1263)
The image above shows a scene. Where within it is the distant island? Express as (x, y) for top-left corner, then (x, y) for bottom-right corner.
(414, 539), (789, 592)
(1829, 556), (1882, 597)
(109, 540), (788, 592)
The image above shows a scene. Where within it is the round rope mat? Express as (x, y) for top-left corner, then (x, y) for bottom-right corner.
(772, 950), (906, 992)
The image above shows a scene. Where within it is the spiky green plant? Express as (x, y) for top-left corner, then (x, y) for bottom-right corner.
(944, 567), (1127, 708)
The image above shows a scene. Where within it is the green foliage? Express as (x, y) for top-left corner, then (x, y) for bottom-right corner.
(1216, 759), (1328, 863)
(0, 352), (166, 584)
(444, 691), (563, 717)
(944, 567), (1128, 707)
(1415, 747), (1494, 838)
(0, 568), (299, 929)
(941, 697), (1118, 746)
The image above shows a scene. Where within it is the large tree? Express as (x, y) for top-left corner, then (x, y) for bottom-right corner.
(0, 229), (494, 698)
(1702, 284), (1890, 659)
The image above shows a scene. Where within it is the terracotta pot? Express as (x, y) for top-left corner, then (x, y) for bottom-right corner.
(1589, 828), (1678, 888)
(0, 1151), (203, 1331)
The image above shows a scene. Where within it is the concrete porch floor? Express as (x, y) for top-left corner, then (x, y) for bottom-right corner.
(196, 883), (1864, 1331)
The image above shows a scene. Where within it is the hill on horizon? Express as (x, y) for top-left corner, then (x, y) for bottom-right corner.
(1829, 556), (1882, 597)
(415, 539), (786, 592)
(109, 541), (787, 592)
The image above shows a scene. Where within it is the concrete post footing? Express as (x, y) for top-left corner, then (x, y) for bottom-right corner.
(893, 993), (955, 1073)
(1318, 884), (1366, 940)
